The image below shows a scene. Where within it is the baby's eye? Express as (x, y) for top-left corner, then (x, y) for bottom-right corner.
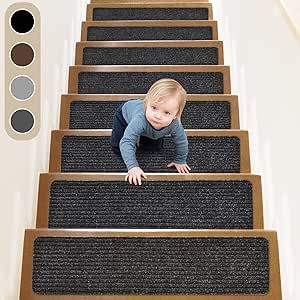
(151, 106), (157, 110)
(165, 111), (171, 115)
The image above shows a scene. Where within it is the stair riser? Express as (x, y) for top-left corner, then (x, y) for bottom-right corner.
(68, 66), (231, 94)
(75, 41), (224, 65)
(49, 130), (250, 173)
(81, 21), (218, 41)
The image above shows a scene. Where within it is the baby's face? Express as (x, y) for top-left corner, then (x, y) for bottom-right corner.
(145, 96), (179, 129)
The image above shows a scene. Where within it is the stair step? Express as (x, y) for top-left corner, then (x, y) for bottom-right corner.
(36, 173), (263, 229)
(87, 3), (213, 21)
(91, 0), (210, 3)
(81, 20), (218, 41)
(49, 130), (250, 173)
(76, 41), (223, 65)
(60, 94), (239, 130)
(20, 229), (281, 299)
(68, 65), (230, 94)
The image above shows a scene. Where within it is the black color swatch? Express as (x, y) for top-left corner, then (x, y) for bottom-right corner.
(10, 10), (34, 34)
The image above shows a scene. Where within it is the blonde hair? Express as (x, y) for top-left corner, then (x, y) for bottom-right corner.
(143, 78), (187, 119)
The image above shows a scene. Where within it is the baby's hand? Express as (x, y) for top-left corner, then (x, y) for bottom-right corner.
(167, 162), (191, 174)
(125, 167), (147, 185)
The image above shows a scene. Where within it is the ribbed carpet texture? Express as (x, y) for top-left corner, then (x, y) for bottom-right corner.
(69, 100), (231, 129)
(48, 180), (253, 229)
(82, 47), (219, 65)
(78, 72), (224, 94)
(92, 8), (209, 21)
(32, 237), (269, 295)
(87, 26), (213, 41)
(61, 136), (241, 173)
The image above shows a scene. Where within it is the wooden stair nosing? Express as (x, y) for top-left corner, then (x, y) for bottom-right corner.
(68, 65), (231, 94)
(75, 40), (224, 65)
(59, 94), (239, 130)
(36, 172), (263, 229)
(49, 129), (250, 173)
(86, 3), (213, 21)
(20, 228), (282, 300)
(81, 20), (218, 41)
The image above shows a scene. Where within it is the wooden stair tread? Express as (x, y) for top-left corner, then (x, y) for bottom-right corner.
(87, 3), (213, 21)
(20, 229), (281, 299)
(68, 65), (231, 94)
(36, 172), (263, 229)
(75, 40), (224, 65)
(81, 20), (218, 41)
(49, 129), (250, 173)
(91, 0), (210, 3)
(59, 94), (239, 130)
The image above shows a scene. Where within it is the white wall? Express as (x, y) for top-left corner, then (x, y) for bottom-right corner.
(280, 0), (300, 33)
(211, 0), (300, 299)
(1, 0), (299, 299)
(0, 1), (88, 299)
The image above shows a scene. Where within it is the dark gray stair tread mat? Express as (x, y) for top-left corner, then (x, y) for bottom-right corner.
(60, 135), (240, 173)
(92, 7), (209, 20)
(69, 100), (231, 129)
(87, 26), (213, 41)
(48, 180), (253, 229)
(82, 46), (219, 65)
(32, 236), (269, 295)
(78, 71), (224, 94)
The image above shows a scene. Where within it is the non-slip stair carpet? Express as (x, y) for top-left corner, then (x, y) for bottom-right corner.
(61, 136), (240, 173)
(48, 180), (253, 229)
(32, 237), (269, 295)
(92, 8), (209, 21)
(87, 26), (213, 41)
(82, 47), (219, 65)
(78, 72), (224, 94)
(69, 100), (231, 129)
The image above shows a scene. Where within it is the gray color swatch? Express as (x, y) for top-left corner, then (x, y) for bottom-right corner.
(10, 76), (34, 100)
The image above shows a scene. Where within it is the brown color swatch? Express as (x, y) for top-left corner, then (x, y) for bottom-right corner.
(10, 43), (34, 66)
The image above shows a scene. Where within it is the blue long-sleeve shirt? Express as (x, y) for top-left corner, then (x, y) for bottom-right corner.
(120, 99), (188, 170)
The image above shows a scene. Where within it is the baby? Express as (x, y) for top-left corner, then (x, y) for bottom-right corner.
(111, 78), (190, 185)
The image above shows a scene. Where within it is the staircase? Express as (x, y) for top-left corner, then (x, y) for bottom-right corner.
(19, 1), (282, 299)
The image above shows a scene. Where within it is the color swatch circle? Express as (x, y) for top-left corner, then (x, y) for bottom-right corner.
(10, 43), (34, 67)
(10, 9), (34, 34)
(10, 76), (35, 100)
(10, 109), (35, 133)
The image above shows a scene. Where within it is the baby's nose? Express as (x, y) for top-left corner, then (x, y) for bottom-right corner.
(154, 112), (162, 119)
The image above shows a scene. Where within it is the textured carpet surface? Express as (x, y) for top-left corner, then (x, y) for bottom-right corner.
(69, 100), (231, 129)
(78, 72), (224, 94)
(48, 180), (253, 229)
(83, 47), (218, 65)
(32, 237), (269, 294)
(61, 136), (240, 173)
(93, 8), (209, 20)
(87, 26), (213, 41)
